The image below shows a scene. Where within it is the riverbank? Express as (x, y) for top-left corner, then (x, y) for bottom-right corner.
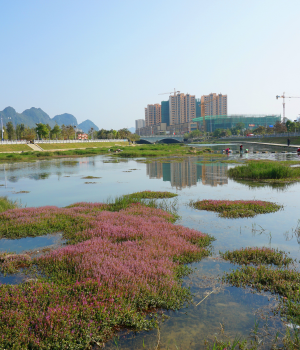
(0, 144), (224, 164)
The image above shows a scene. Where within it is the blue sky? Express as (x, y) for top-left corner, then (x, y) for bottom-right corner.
(1, 0), (300, 129)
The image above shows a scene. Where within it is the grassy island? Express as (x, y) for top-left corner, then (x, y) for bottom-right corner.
(221, 247), (293, 266)
(228, 160), (300, 183)
(190, 199), (281, 218)
(124, 190), (178, 199)
(0, 196), (213, 349)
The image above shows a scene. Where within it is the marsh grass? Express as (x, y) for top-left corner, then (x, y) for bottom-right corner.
(228, 161), (300, 180)
(81, 176), (101, 179)
(221, 247), (294, 267)
(190, 199), (281, 218)
(223, 247), (300, 342)
(0, 196), (17, 213)
(124, 191), (178, 200)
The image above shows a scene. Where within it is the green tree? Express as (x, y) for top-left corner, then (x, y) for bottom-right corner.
(253, 125), (266, 135)
(51, 125), (61, 139)
(213, 128), (222, 138)
(36, 123), (49, 139)
(61, 125), (75, 140)
(16, 124), (25, 139)
(274, 121), (287, 133)
(23, 127), (36, 141)
(6, 121), (14, 140)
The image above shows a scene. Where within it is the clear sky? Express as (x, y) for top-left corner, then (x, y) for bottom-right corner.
(1, 0), (300, 129)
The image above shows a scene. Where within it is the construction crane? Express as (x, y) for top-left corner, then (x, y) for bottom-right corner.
(276, 92), (300, 121)
(158, 88), (180, 96)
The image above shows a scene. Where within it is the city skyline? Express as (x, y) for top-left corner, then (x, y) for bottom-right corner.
(1, 1), (300, 129)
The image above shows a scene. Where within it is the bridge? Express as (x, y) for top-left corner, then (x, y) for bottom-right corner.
(138, 135), (184, 144)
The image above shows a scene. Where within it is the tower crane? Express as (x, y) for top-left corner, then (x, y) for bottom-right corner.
(276, 92), (300, 121)
(158, 88), (180, 96)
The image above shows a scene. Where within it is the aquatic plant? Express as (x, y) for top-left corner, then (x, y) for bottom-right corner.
(0, 202), (213, 349)
(224, 265), (300, 323)
(124, 190), (178, 199)
(0, 196), (17, 213)
(191, 199), (281, 218)
(228, 161), (300, 180)
(221, 247), (293, 266)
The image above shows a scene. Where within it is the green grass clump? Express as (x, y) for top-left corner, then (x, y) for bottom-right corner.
(81, 176), (101, 179)
(221, 247), (293, 266)
(224, 265), (300, 324)
(0, 197), (17, 213)
(124, 190), (178, 199)
(223, 248), (300, 335)
(191, 199), (281, 218)
(228, 161), (300, 180)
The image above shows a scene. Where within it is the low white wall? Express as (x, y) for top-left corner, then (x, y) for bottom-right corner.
(0, 139), (128, 145)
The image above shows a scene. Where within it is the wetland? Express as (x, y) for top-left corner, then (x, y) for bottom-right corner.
(1, 142), (300, 349)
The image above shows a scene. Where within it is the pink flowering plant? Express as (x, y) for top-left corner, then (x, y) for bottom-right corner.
(191, 199), (281, 218)
(221, 247), (293, 267)
(0, 200), (213, 349)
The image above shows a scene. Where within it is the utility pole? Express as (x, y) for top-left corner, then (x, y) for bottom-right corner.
(1, 117), (3, 141)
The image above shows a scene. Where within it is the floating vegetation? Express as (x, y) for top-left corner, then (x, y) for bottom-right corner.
(221, 247), (294, 267)
(228, 161), (300, 181)
(61, 160), (79, 166)
(125, 191), (178, 200)
(81, 176), (101, 179)
(14, 191), (30, 194)
(190, 199), (281, 218)
(0, 200), (213, 349)
(122, 170), (132, 172)
(84, 181), (97, 184)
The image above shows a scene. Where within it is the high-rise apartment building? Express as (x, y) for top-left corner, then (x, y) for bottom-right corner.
(145, 104), (161, 126)
(135, 119), (145, 131)
(200, 93), (227, 117)
(169, 93), (196, 125)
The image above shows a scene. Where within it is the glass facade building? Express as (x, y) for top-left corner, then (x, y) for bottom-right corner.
(192, 114), (281, 133)
(161, 101), (170, 125)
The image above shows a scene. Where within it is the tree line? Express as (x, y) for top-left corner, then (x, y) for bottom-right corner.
(1, 122), (140, 142)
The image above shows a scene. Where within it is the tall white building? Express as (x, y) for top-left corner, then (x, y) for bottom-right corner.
(169, 93), (196, 125)
(135, 119), (145, 131)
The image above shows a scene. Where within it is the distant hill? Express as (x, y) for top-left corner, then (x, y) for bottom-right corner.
(78, 120), (99, 133)
(52, 113), (77, 126)
(0, 107), (55, 128)
(0, 107), (99, 131)
(22, 108), (55, 128)
(128, 127), (135, 133)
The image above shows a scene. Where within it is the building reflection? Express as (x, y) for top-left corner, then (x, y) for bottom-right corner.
(146, 158), (228, 189)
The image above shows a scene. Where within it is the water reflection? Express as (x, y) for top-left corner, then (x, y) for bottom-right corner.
(147, 158), (228, 189)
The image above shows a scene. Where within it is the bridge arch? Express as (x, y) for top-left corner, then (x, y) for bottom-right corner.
(138, 135), (184, 144)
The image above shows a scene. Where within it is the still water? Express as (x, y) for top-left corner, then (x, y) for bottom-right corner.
(0, 143), (299, 348)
